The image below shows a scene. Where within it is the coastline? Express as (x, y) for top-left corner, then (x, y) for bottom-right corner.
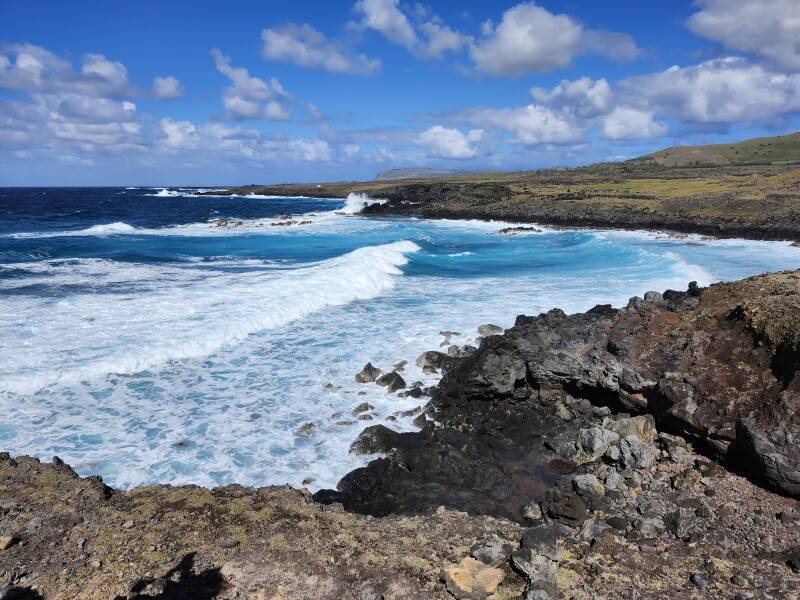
(202, 162), (800, 243)
(3, 269), (800, 598)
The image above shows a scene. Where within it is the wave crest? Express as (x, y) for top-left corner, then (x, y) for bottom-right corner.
(0, 240), (421, 394)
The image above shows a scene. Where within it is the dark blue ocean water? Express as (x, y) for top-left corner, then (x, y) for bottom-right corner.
(1, 186), (798, 490)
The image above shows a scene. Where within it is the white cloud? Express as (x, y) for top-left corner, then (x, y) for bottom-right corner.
(470, 3), (583, 76)
(211, 48), (291, 121)
(622, 57), (800, 124)
(417, 125), (483, 158)
(531, 77), (612, 117)
(418, 21), (472, 58)
(0, 44), (132, 97)
(262, 23), (380, 75)
(688, 0), (800, 72)
(352, 0), (470, 59)
(81, 54), (128, 88)
(469, 2), (639, 77)
(152, 75), (184, 99)
(353, 0), (418, 49)
(288, 139), (332, 161)
(450, 104), (584, 145)
(602, 107), (666, 140)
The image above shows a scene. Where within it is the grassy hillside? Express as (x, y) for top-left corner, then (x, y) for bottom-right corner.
(640, 132), (800, 166)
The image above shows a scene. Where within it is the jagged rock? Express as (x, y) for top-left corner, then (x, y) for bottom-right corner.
(415, 350), (448, 370)
(619, 435), (657, 470)
(355, 362), (382, 383)
(442, 556), (505, 600)
(352, 402), (374, 415)
(470, 538), (513, 567)
(477, 324), (504, 337)
(350, 425), (398, 455)
(542, 485), (589, 526)
(664, 507), (697, 539)
(609, 415), (656, 444)
(572, 474), (605, 498)
(376, 371), (406, 392)
(512, 524), (560, 584)
(575, 427), (619, 464)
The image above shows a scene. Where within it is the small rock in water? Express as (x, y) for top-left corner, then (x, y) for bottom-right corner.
(392, 360), (407, 372)
(477, 324), (503, 337)
(352, 402), (374, 415)
(355, 362), (382, 383)
(296, 422), (316, 436)
(376, 371), (406, 392)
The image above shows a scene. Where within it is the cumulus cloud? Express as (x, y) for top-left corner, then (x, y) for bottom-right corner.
(262, 23), (380, 75)
(152, 75), (184, 99)
(621, 57), (800, 124)
(417, 125), (483, 158)
(353, 0), (418, 49)
(530, 77), (612, 118)
(470, 2), (639, 77)
(0, 93), (144, 152)
(470, 3), (582, 76)
(418, 20), (473, 59)
(0, 43), (133, 97)
(352, 0), (471, 59)
(601, 107), (666, 140)
(211, 48), (291, 121)
(448, 104), (584, 145)
(688, 0), (800, 72)
(158, 117), (340, 163)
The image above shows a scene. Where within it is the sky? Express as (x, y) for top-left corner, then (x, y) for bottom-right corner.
(1, 0), (800, 186)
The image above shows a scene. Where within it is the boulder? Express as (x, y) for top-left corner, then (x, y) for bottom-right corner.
(575, 427), (619, 464)
(470, 538), (513, 567)
(350, 425), (398, 455)
(355, 362), (381, 384)
(352, 402), (374, 415)
(376, 372), (406, 393)
(572, 474), (605, 499)
(442, 557), (505, 600)
(619, 435), (657, 470)
(477, 324), (504, 337)
(512, 524), (560, 584)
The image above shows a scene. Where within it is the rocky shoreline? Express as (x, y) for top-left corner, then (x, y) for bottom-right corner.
(2, 271), (800, 598)
(203, 161), (800, 242)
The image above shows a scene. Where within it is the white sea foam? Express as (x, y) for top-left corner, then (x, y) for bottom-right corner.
(0, 240), (420, 395)
(337, 193), (386, 215)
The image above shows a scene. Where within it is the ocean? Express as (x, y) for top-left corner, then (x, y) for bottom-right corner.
(1, 186), (798, 491)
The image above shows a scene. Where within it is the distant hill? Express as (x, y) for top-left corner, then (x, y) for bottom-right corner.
(637, 132), (800, 167)
(375, 168), (466, 181)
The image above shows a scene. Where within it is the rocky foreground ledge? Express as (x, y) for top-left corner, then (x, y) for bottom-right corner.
(3, 272), (800, 598)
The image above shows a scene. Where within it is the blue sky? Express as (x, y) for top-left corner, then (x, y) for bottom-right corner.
(1, 0), (799, 185)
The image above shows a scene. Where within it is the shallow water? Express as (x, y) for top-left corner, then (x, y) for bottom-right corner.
(1, 186), (798, 490)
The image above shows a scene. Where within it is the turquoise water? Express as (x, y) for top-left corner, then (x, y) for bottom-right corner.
(1, 186), (798, 489)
